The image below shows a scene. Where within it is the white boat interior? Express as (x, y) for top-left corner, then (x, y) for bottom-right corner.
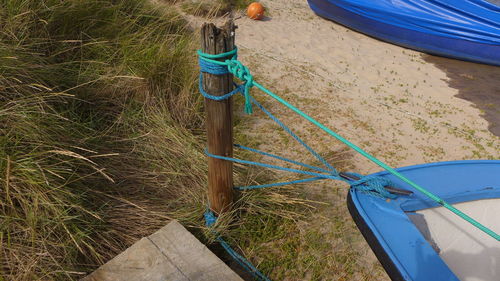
(412, 198), (500, 281)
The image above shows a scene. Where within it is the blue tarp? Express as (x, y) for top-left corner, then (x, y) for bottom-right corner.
(308, 0), (500, 65)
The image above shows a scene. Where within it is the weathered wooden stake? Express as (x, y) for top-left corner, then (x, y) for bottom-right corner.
(201, 21), (236, 215)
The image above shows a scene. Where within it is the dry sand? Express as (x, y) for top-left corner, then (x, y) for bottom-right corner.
(232, 0), (498, 173)
(184, 0), (499, 279)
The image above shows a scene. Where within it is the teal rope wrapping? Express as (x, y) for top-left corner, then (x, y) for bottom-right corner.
(198, 75), (242, 101)
(198, 48), (254, 114)
(198, 48), (238, 59)
(197, 48), (500, 241)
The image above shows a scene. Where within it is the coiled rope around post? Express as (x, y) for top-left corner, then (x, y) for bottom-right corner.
(198, 47), (499, 279)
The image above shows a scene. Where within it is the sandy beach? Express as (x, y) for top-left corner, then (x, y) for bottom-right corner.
(227, 0), (499, 171)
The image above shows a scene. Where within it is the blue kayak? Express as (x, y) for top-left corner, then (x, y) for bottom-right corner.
(307, 0), (500, 66)
(347, 160), (500, 281)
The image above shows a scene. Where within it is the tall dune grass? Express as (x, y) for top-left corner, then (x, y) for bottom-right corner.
(0, 0), (209, 279)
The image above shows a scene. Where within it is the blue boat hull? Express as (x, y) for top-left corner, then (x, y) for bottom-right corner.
(307, 0), (500, 66)
(347, 160), (500, 281)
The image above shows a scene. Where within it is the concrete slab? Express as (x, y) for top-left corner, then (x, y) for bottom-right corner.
(82, 220), (243, 281)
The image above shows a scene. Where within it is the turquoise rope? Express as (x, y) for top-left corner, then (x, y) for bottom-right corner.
(197, 49), (254, 114)
(205, 149), (396, 198)
(204, 210), (270, 281)
(198, 48), (500, 241)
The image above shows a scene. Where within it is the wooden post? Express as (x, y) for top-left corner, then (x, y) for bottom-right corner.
(201, 21), (235, 215)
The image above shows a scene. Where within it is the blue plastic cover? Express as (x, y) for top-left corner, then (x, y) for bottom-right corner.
(349, 160), (500, 281)
(308, 0), (500, 65)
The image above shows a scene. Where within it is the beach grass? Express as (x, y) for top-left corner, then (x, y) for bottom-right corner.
(0, 0), (206, 279)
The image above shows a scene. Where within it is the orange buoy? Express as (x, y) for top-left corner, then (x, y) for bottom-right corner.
(247, 2), (265, 20)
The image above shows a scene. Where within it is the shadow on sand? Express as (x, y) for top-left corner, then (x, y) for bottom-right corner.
(422, 55), (500, 137)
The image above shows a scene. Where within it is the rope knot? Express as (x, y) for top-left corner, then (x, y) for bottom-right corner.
(226, 60), (254, 114)
(348, 173), (396, 199)
(226, 60), (252, 83)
